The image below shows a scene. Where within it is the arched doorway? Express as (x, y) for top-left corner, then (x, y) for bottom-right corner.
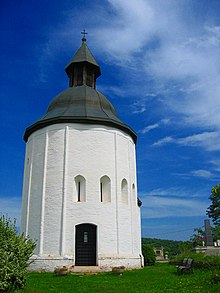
(75, 224), (97, 266)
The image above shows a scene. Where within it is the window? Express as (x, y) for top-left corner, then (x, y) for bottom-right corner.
(100, 176), (111, 202)
(74, 175), (86, 202)
(69, 73), (74, 87)
(100, 182), (103, 202)
(77, 181), (81, 202)
(121, 179), (128, 204)
(77, 66), (83, 86)
(86, 68), (93, 87)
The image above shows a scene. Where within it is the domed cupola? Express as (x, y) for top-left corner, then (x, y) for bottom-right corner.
(24, 35), (137, 143)
(65, 33), (101, 88)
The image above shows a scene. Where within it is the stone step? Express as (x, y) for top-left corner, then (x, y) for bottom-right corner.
(69, 266), (105, 273)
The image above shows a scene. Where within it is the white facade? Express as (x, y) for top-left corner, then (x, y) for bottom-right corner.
(21, 123), (143, 271)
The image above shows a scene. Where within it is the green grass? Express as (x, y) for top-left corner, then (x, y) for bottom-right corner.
(16, 263), (220, 293)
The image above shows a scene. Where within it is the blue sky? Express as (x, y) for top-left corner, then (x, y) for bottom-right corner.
(1, 0), (220, 241)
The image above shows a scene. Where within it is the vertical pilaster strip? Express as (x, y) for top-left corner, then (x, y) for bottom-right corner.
(128, 139), (134, 254)
(114, 132), (119, 254)
(60, 126), (68, 256)
(21, 147), (28, 234)
(39, 131), (48, 255)
(25, 137), (34, 237)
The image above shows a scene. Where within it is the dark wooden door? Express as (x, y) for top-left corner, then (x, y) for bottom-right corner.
(75, 224), (97, 266)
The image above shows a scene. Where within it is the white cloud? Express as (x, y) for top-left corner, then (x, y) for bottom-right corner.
(140, 118), (170, 134)
(140, 123), (159, 134)
(153, 131), (220, 151)
(153, 136), (174, 146)
(94, 0), (155, 62)
(178, 132), (220, 151)
(161, 118), (170, 125)
(90, 1), (220, 134)
(132, 102), (147, 114)
(209, 160), (220, 172)
(98, 85), (126, 98)
(34, 0), (220, 146)
(141, 195), (208, 219)
(191, 169), (214, 179)
(142, 187), (204, 198)
(140, 185), (209, 219)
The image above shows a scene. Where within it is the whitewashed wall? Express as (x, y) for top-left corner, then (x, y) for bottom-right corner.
(21, 123), (142, 270)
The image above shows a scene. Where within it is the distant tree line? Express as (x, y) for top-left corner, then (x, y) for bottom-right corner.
(142, 238), (193, 257)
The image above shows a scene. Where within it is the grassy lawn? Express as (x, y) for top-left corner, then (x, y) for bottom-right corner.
(17, 263), (220, 293)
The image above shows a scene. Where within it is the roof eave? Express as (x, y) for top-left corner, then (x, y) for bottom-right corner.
(24, 117), (137, 144)
(65, 61), (101, 78)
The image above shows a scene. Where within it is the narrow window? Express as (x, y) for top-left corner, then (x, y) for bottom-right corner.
(77, 66), (83, 86)
(74, 175), (86, 202)
(77, 181), (81, 202)
(100, 182), (103, 202)
(86, 67), (93, 87)
(121, 179), (128, 204)
(69, 73), (74, 87)
(100, 176), (111, 202)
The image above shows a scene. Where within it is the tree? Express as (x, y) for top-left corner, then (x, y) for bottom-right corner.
(206, 184), (220, 226)
(0, 215), (36, 292)
(190, 227), (205, 247)
(179, 241), (194, 253)
(142, 244), (156, 266)
(142, 237), (184, 257)
(212, 225), (220, 241)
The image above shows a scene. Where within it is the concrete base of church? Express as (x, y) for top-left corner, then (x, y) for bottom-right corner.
(28, 255), (144, 272)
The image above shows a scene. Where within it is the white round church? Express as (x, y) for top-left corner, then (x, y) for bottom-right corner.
(21, 36), (143, 271)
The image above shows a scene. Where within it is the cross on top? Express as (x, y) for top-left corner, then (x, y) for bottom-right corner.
(81, 29), (88, 42)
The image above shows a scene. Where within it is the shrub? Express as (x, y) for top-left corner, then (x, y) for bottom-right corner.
(0, 215), (36, 292)
(170, 252), (220, 269)
(142, 244), (156, 266)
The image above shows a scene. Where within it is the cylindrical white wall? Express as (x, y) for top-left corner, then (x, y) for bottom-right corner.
(21, 123), (142, 270)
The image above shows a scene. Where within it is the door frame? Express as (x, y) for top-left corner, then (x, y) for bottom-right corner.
(75, 223), (97, 266)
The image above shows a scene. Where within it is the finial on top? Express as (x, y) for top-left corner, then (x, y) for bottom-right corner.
(81, 29), (88, 43)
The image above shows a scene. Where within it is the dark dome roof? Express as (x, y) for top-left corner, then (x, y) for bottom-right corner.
(24, 85), (137, 143)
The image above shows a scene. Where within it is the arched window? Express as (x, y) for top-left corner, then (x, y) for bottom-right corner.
(100, 176), (111, 202)
(74, 175), (86, 202)
(121, 179), (128, 204)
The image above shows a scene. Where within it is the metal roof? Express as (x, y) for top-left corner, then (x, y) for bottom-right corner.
(24, 40), (137, 143)
(24, 85), (137, 143)
(65, 42), (101, 77)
